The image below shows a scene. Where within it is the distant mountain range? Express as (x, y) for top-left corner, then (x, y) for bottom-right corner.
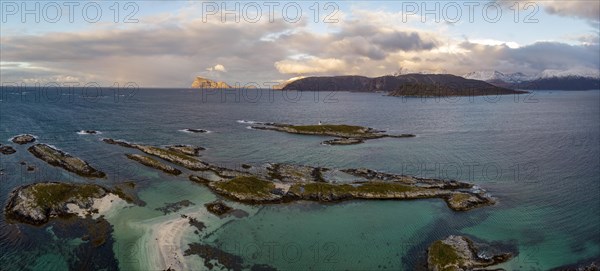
(463, 70), (600, 90)
(282, 74), (526, 96)
(191, 70), (599, 95)
(463, 71), (534, 84)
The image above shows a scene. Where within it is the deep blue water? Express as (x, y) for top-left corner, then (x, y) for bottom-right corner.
(0, 87), (598, 270)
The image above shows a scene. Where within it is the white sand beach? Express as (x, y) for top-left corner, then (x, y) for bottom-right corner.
(66, 193), (129, 219)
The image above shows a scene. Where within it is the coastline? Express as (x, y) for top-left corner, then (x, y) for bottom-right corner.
(0, 90), (597, 270)
(138, 215), (192, 270)
(66, 193), (129, 220)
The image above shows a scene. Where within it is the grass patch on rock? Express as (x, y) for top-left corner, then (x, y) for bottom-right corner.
(428, 240), (463, 271)
(290, 182), (418, 197)
(212, 176), (275, 198)
(289, 124), (366, 134)
(30, 183), (105, 208)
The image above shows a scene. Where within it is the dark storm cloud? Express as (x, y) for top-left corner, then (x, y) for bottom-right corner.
(372, 31), (437, 51)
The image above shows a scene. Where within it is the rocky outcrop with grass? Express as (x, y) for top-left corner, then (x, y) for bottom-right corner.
(191, 163), (495, 211)
(103, 138), (208, 170)
(251, 123), (415, 145)
(5, 182), (109, 225)
(126, 154), (182, 175)
(168, 145), (205, 156)
(427, 235), (512, 271)
(103, 138), (495, 211)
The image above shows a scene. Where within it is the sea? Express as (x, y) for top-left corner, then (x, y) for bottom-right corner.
(0, 87), (598, 270)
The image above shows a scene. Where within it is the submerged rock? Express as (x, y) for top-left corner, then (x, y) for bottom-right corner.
(184, 243), (244, 271)
(102, 138), (136, 148)
(427, 235), (512, 271)
(28, 144), (106, 178)
(322, 138), (364, 145)
(182, 128), (209, 133)
(0, 145), (16, 155)
(186, 216), (206, 232)
(551, 261), (600, 271)
(77, 130), (99, 135)
(155, 200), (195, 215)
(205, 201), (233, 216)
(17, 161), (37, 172)
(11, 134), (36, 145)
(126, 154), (182, 175)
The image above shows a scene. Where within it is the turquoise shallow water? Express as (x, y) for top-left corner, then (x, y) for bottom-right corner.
(0, 88), (598, 270)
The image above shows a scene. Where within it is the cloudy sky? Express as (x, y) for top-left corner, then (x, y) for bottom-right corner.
(1, 0), (599, 87)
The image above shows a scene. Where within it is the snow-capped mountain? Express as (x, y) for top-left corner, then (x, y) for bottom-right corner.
(463, 71), (533, 83)
(463, 69), (600, 90)
(464, 69), (600, 82)
(537, 69), (600, 79)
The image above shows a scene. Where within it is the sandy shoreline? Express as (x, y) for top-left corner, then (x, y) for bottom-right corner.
(66, 193), (129, 219)
(149, 216), (190, 270)
(134, 209), (212, 271)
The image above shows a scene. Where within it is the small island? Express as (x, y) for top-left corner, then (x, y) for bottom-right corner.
(427, 235), (512, 271)
(191, 77), (231, 89)
(28, 144), (106, 178)
(251, 123), (415, 145)
(11, 134), (36, 145)
(4, 182), (125, 225)
(103, 139), (208, 170)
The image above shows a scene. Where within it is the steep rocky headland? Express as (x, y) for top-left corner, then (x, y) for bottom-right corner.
(191, 77), (231, 89)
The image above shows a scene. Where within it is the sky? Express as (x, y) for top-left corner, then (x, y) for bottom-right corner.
(1, 0), (599, 87)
